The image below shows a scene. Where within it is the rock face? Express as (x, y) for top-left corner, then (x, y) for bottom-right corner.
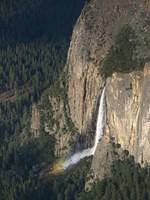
(31, 104), (40, 137)
(91, 136), (124, 179)
(30, 89), (76, 157)
(44, 96), (73, 156)
(67, 0), (145, 135)
(66, 0), (150, 179)
(106, 63), (150, 165)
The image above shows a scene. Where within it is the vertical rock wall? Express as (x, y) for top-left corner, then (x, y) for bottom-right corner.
(105, 63), (150, 164)
(66, 0), (150, 179)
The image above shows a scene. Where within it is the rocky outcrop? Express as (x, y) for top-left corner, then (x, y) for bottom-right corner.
(105, 63), (150, 165)
(30, 88), (77, 157)
(66, 0), (150, 180)
(44, 96), (73, 156)
(91, 136), (124, 179)
(85, 136), (125, 190)
(91, 63), (150, 180)
(67, 0), (145, 135)
(31, 104), (40, 137)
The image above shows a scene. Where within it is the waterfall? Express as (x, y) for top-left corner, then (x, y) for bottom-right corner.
(52, 87), (106, 173)
(63, 87), (106, 168)
(92, 87), (106, 154)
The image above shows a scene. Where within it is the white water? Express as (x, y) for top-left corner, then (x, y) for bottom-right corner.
(64, 87), (106, 168)
(92, 87), (106, 154)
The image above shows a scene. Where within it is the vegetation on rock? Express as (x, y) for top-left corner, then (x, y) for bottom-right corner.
(82, 156), (150, 200)
(100, 25), (145, 77)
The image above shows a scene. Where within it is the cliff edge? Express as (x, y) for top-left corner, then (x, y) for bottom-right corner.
(67, 0), (150, 179)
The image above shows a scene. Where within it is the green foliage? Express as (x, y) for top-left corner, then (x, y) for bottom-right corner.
(100, 25), (144, 77)
(4, 155), (150, 200)
(0, 39), (67, 100)
(40, 69), (78, 135)
(0, 1), (86, 199)
(83, 156), (150, 200)
(0, 133), (55, 200)
(22, 158), (91, 200)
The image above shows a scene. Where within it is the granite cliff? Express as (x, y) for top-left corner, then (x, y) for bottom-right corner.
(106, 63), (150, 165)
(67, 0), (150, 179)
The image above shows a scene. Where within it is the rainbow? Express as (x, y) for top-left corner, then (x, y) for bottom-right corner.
(52, 148), (94, 174)
(52, 157), (69, 174)
(52, 158), (65, 174)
